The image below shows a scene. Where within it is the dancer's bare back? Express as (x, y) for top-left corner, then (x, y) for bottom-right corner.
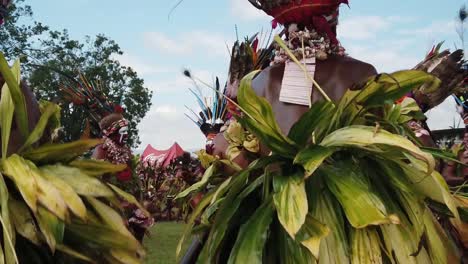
(213, 55), (377, 166)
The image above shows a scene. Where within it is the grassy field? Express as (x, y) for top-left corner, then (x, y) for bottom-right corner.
(144, 222), (191, 264)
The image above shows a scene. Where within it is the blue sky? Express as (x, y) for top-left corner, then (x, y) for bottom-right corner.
(27, 0), (467, 151)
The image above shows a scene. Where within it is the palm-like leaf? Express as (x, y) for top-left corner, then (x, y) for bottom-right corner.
(0, 56), (146, 264)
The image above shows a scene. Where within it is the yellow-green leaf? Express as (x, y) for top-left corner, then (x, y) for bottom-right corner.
(39, 168), (87, 220)
(323, 163), (399, 228)
(320, 125), (435, 174)
(56, 244), (95, 263)
(35, 206), (64, 252)
(86, 197), (144, 256)
(67, 223), (141, 252)
(296, 214), (330, 259)
(294, 145), (334, 178)
(69, 159), (127, 177)
(0, 175), (16, 264)
(9, 198), (40, 245)
(227, 199), (275, 264)
(23, 139), (103, 163)
(0, 55), (28, 139)
(110, 249), (142, 264)
(107, 183), (149, 216)
(237, 71), (297, 157)
(86, 197), (135, 240)
(40, 165), (114, 197)
(310, 189), (349, 264)
(273, 172), (308, 239)
(350, 228), (383, 264)
(176, 162), (217, 199)
(2, 154), (38, 211)
(32, 164), (68, 220)
(19, 102), (61, 152)
(0, 81), (14, 159)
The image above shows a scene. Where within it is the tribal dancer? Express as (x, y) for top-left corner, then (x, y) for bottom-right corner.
(180, 1), (468, 263)
(61, 75), (133, 181)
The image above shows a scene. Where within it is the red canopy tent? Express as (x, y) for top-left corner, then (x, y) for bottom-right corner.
(141, 142), (185, 168)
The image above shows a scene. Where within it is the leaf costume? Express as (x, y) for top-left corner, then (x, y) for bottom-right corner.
(180, 1), (468, 263)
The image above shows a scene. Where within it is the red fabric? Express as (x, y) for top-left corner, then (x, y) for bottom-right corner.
(312, 15), (338, 45)
(117, 167), (132, 181)
(267, 0), (348, 25)
(142, 142), (185, 168)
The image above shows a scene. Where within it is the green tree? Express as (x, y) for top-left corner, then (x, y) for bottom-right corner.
(0, 0), (152, 148)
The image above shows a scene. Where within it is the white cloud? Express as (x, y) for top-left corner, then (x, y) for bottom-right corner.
(426, 97), (464, 130)
(230, 0), (270, 21)
(339, 16), (391, 40)
(115, 53), (171, 75)
(398, 20), (455, 37)
(345, 44), (420, 72)
(143, 31), (233, 57)
(143, 32), (192, 54)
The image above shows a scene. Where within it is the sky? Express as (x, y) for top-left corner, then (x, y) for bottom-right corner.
(27, 0), (467, 152)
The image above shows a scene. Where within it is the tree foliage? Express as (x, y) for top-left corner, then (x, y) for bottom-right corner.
(0, 0), (152, 148)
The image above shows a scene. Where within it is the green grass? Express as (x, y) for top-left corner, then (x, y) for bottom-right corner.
(144, 222), (191, 264)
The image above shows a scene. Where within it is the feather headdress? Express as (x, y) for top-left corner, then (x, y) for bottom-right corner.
(60, 74), (124, 124)
(248, 0), (347, 46)
(185, 76), (229, 139)
(412, 43), (467, 112)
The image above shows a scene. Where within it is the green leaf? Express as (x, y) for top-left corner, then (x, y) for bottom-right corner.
(294, 145), (334, 178)
(227, 199), (274, 264)
(109, 249), (141, 264)
(66, 223), (141, 251)
(34, 166), (68, 220)
(0, 81), (14, 159)
(237, 71), (297, 157)
(56, 244), (95, 263)
(176, 190), (216, 261)
(278, 225), (316, 264)
(210, 176), (232, 204)
(323, 162), (399, 228)
(69, 159), (127, 177)
(309, 188), (350, 264)
(198, 171), (263, 263)
(107, 183), (149, 216)
(380, 222), (431, 264)
(0, 55), (29, 139)
(39, 169), (87, 220)
(19, 102), (61, 152)
(296, 214), (330, 259)
(421, 147), (468, 167)
(0, 175), (16, 264)
(176, 162), (217, 199)
(9, 198), (41, 245)
(288, 101), (335, 145)
(2, 154), (38, 212)
(350, 228), (383, 264)
(86, 197), (141, 254)
(356, 70), (440, 107)
(320, 125), (435, 174)
(398, 157), (459, 220)
(22, 139), (103, 164)
(422, 208), (459, 264)
(40, 165), (114, 197)
(35, 206), (64, 252)
(273, 171), (308, 239)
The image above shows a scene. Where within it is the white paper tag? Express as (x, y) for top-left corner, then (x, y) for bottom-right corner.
(279, 58), (316, 106)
